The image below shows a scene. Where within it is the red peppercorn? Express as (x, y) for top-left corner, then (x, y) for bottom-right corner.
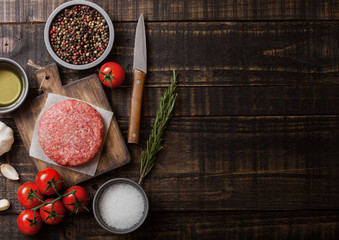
(65, 30), (69, 33)
(73, 56), (76, 60)
(83, 18), (86, 22)
(61, 22), (64, 25)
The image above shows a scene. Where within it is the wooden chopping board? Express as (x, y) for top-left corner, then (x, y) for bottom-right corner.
(13, 63), (130, 186)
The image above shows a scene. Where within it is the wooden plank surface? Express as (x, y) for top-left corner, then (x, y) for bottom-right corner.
(0, 0), (338, 239)
(2, 210), (339, 240)
(1, 115), (338, 212)
(0, 21), (338, 88)
(0, 0), (338, 23)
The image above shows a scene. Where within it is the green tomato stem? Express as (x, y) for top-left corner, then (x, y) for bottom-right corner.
(31, 190), (76, 211)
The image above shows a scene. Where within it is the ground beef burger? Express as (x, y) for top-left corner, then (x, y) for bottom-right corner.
(38, 99), (104, 167)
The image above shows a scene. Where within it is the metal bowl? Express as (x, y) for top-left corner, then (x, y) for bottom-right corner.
(0, 58), (29, 114)
(44, 0), (114, 70)
(92, 178), (149, 234)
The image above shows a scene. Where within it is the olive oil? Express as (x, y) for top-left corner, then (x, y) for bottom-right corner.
(0, 69), (22, 106)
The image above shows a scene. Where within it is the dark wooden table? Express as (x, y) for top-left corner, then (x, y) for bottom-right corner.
(1, 1), (339, 239)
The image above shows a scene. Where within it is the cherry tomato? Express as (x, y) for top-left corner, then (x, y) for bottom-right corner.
(40, 198), (65, 225)
(17, 182), (44, 209)
(35, 168), (62, 195)
(62, 186), (90, 214)
(98, 62), (125, 88)
(17, 210), (42, 236)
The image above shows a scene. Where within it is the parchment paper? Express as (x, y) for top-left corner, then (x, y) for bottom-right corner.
(29, 93), (113, 176)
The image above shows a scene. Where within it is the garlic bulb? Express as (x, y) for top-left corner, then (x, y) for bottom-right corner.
(0, 121), (14, 157)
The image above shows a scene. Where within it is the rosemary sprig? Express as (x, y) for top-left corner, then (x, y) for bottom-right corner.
(138, 70), (178, 185)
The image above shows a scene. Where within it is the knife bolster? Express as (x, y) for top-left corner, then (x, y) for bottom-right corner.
(128, 69), (147, 143)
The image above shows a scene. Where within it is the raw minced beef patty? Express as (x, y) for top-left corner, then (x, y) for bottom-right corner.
(38, 99), (104, 167)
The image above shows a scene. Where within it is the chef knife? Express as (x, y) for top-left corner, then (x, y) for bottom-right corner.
(128, 14), (147, 144)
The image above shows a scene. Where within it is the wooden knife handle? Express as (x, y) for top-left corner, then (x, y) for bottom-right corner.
(128, 69), (146, 143)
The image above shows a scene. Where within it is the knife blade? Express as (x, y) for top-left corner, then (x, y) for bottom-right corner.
(128, 14), (147, 144)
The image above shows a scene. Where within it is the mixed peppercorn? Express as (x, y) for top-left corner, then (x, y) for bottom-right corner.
(49, 5), (109, 65)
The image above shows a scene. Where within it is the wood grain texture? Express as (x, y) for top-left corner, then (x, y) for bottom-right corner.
(0, 0), (338, 239)
(0, 0), (338, 23)
(12, 63), (130, 186)
(1, 210), (339, 239)
(109, 86), (339, 117)
(87, 116), (339, 211)
(0, 21), (338, 89)
(2, 115), (338, 213)
(128, 69), (147, 143)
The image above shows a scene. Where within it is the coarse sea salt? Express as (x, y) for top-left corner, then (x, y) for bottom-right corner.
(98, 183), (145, 230)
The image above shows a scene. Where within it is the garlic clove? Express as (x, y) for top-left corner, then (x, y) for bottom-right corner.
(0, 199), (10, 211)
(0, 164), (19, 180)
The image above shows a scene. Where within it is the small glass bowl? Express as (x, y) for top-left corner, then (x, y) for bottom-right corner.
(0, 58), (29, 114)
(92, 178), (149, 234)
